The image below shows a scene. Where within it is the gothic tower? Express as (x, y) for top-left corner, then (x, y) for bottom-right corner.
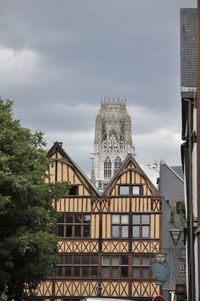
(91, 98), (134, 190)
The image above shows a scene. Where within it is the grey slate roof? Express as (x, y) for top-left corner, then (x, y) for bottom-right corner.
(171, 166), (184, 181)
(180, 8), (197, 88)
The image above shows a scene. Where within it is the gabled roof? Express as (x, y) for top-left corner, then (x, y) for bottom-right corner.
(48, 142), (100, 196)
(171, 166), (184, 182)
(160, 161), (184, 183)
(102, 153), (162, 198)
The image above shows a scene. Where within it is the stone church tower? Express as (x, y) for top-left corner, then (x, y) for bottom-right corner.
(91, 98), (134, 190)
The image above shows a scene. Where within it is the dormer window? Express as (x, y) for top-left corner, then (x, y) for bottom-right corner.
(132, 186), (140, 195)
(119, 186), (129, 195)
(119, 185), (142, 195)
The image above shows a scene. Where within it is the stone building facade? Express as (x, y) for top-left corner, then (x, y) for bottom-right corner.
(91, 99), (135, 190)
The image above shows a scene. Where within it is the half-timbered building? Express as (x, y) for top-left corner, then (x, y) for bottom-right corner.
(35, 141), (162, 301)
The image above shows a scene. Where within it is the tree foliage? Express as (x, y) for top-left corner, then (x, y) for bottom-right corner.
(0, 99), (68, 301)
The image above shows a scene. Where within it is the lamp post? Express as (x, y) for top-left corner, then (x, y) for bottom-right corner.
(169, 228), (182, 247)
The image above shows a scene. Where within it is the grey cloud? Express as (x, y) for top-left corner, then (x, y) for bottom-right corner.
(0, 0), (196, 183)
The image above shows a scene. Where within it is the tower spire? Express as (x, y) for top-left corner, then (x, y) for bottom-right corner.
(91, 99), (134, 191)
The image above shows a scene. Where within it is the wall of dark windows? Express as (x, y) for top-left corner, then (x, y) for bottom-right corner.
(132, 255), (151, 279)
(57, 214), (90, 238)
(102, 255), (128, 278)
(56, 254), (152, 279)
(56, 255), (98, 278)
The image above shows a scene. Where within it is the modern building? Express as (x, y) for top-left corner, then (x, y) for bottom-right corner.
(91, 99), (135, 191)
(34, 141), (162, 301)
(158, 161), (185, 300)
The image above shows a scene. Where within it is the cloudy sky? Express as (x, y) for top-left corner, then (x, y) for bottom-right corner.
(0, 0), (196, 184)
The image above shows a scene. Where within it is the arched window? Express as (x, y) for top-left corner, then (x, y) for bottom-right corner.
(119, 136), (124, 151)
(114, 157), (122, 173)
(104, 157), (111, 179)
(108, 134), (118, 151)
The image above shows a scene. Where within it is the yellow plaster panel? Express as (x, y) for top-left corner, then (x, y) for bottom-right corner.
(131, 282), (160, 297)
(58, 199), (65, 211)
(90, 214), (100, 238)
(57, 162), (62, 182)
(127, 162), (134, 168)
(102, 282), (129, 297)
(132, 281), (160, 297)
(102, 241), (129, 252)
(83, 186), (90, 196)
(132, 240), (160, 253)
(63, 163), (68, 181)
(74, 174), (81, 184)
(55, 281), (98, 296)
(146, 187), (152, 195)
(101, 281), (129, 297)
(57, 152), (62, 159)
(58, 241), (99, 253)
(68, 166), (74, 183)
(120, 173), (127, 184)
(49, 162), (55, 183)
(79, 185), (83, 195)
(122, 198), (129, 212)
(102, 214), (111, 238)
(150, 214), (155, 238)
(143, 184), (147, 195)
(135, 173), (141, 184)
(126, 171), (130, 183)
(35, 282), (52, 296)
(155, 214), (160, 238)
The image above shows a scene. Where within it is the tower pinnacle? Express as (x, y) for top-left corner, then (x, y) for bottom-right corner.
(91, 99), (134, 190)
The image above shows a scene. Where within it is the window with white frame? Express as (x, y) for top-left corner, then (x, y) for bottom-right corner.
(119, 185), (141, 195)
(132, 214), (150, 238)
(111, 215), (129, 238)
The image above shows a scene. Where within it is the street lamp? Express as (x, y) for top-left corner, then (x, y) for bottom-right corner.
(169, 228), (182, 246)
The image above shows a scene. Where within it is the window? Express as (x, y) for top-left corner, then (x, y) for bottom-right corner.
(132, 186), (140, 195)
(132, 215), (150, 238)
(176, 201), (185, 215)
(114, 157), (122, 173)
(132, 256), (151, 279)
(102, 255), (128, 278)
(119, 185), (141, 195)
(68, 185), (78, 196)
(57, 214), (90, 238)
(111, 215), (129, 238)
(180, 257), (186, 277)
(119, 186), (129, 195)
(104, 157), (111, 179)
(56, 255), (98, 278)
(108, 134), (118, 151)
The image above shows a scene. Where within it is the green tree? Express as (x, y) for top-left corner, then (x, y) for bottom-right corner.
(0, 99), (68, 301)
